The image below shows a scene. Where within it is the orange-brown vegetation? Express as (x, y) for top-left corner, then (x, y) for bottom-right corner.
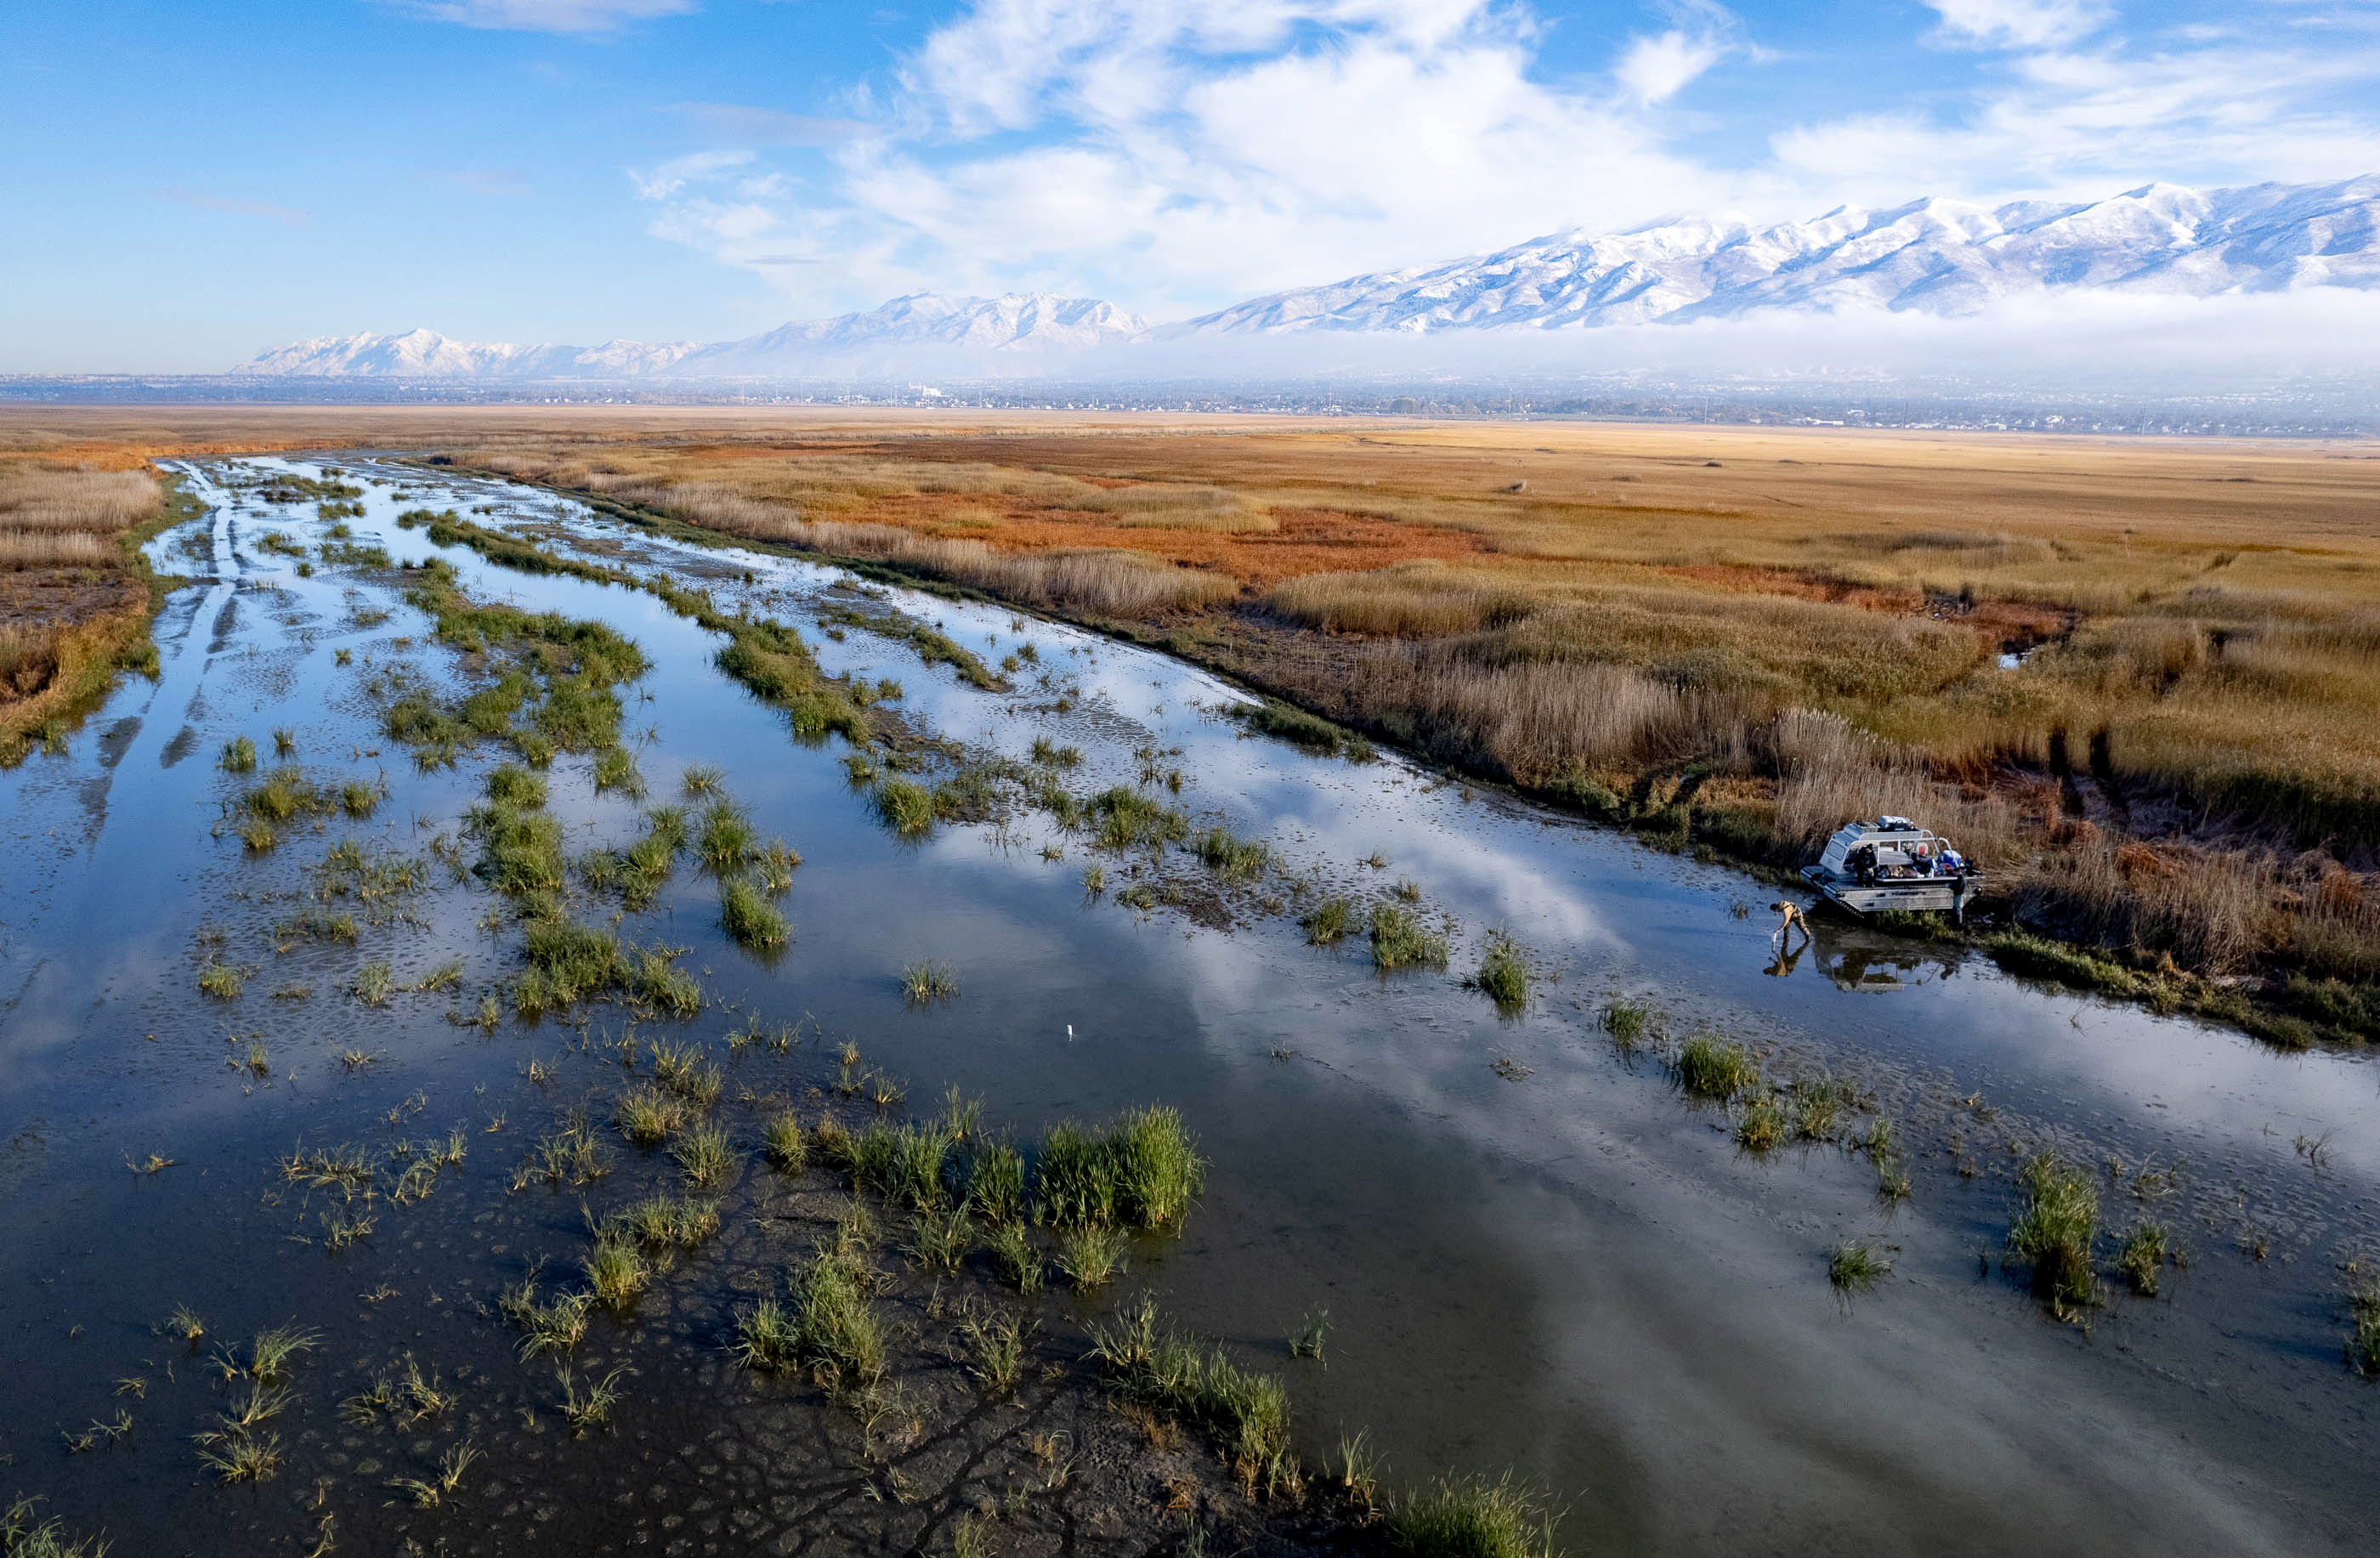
(0, 456), (174, 760)
(9, 405), (2380, 1024)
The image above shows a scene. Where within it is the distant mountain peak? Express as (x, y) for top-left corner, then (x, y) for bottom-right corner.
(1176, 175), (2380, 337)
(235, 292), (1146, 379)
(235, 178), (2379, 378)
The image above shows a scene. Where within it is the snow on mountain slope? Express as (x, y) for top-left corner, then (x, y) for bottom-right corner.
(233, 179), (2377, 378)
(671, 293), (1146, 375)
(1176, 177), (2380, 336)
(234, 328), (700, 378)
(234, 294), (1145, 378)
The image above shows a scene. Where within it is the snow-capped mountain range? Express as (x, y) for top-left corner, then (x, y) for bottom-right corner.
(237, 177), (2378, 377)
(239, 293), (1149, 378)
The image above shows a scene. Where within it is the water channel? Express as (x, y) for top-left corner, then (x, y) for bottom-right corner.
(1, 456), (2374, 1555)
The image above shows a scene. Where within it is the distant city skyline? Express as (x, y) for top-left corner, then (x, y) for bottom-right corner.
(6, 1), (2379, 371)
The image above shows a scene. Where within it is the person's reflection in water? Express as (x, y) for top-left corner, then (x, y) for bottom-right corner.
(1765, 943), (1805, 978)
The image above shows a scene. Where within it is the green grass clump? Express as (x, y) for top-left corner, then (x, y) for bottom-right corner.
(900, 959), (958, 1004)
(613, 1085), (689, 1148)
(499, 1283), (592, 1359)
(1734, 1093), (1787, 1153)
(891, 1125), (955, 1211)
(742, 1249), (885, 1392)
(1601, 1000), (1652, 1048)
(680, 763), (725, 796)
(755, 838), (800, 893)
(1368, 903), (1449, 972)
(617, 807), (684, 907)
(1, 1493), (112, 1556)
(2007, 1153), (2100, 1317)
(1387, 1473), (1561, 1558)
(1087, 1295), (1295, 1494)
(672, 1121), (735, 1189)
(612, 1193), (722, 1255)
(219, 734), (257, 773)
(869, 777), (935, 839)
(485, 764), (546, 808)
(908, 1206), (975, 1272)
(523, 919), (621, 999)
(958, 1306), (1029, 1398)
(1090, 786), (1187, 851)
(1034, 1120), (1117, 1227)
(1674, 1034), (1759, 1100)
(2117, 1221), (2172, 1297)
(515, 921), (700, 1017)
(1243, 700), (1345, 754)
(696, 799), (753, 871)
(1056, 1223), (1129, 1289)
(1034, 1106), (1204, 1231)
(350, 961), (394, 1006)
(197, 960), (245, 999)
(966, 1141), (1026, 1227)
(338, 779), (379, 817)
(592, 745), (643, 797)
(1300, 897), (1353, 946)
(1192, 825), (1271, 880)
(585, 1239), (648, 1309)
(733, 1299), (802, 1374)
(719, 877), (790, 950)
(1029, 736), (1082, 768)
(1788, 1074), (1853, 1140)
(245, 764), (325, 823)
(2349, 1281), (2380, 1375)
(762, 1113), (807, 1172)
(647, 1036), (722, 1103)
(1828, 1239), (1891, 1300)
(1471, 932), (1529, 1011)
(472, 800), (567, 899)
(987, 1221), (1045, 1294)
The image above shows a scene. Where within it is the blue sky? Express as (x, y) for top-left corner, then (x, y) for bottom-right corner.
(5, 0), (2377, 370)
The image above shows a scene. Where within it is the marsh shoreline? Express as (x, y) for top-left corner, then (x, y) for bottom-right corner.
(3, 453), (2378, 1556)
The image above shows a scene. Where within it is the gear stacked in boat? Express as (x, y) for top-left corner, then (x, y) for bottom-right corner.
(1800, 817), (1980, 919)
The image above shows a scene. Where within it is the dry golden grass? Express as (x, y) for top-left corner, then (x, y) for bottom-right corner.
(0, 458), (173, 757)
(10, 405), (2380, 989)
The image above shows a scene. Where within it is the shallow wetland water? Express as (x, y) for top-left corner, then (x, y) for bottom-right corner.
(3, 457), (2377, 1555)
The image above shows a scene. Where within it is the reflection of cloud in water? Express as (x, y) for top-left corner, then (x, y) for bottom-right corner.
(596, 485), (2380, 1184)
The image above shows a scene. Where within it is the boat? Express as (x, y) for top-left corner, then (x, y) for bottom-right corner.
(1800, 816), (1981, 920)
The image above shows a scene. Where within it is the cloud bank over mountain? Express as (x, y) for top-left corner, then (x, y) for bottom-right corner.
(235, 178), (2380, 393)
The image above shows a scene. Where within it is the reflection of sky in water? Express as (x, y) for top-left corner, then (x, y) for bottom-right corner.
(335, 458), (2380, 1190)
(8, 453), (2345, 1550)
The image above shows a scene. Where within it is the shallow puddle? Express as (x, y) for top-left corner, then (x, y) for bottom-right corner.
(2, 456), (2375, 1555)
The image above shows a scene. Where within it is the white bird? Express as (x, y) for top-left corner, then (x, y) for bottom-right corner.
(1066, 1024), (1074, 1041)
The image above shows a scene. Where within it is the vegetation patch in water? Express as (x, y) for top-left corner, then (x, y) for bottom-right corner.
(1674, 1034), (1758, 1100)
(1088, 1294), (1297, 1496)
(2007, 1153), (2100, 1318)
(1368, 902), (1448, 972)
(1386, 1471), (1562, 1558)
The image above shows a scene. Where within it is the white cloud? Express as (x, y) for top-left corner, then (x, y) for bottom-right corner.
(1618, 30), (1727, 105)
(397, 0), (694, 34)
(1776, 32), (2380, 196)
(626, 0), (2380, 323)
(1924, 1), (2112, 51)
(1618, 2), (1743, 105)
(628, 149), (753, 201)
(641, 0), (1727, 315)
